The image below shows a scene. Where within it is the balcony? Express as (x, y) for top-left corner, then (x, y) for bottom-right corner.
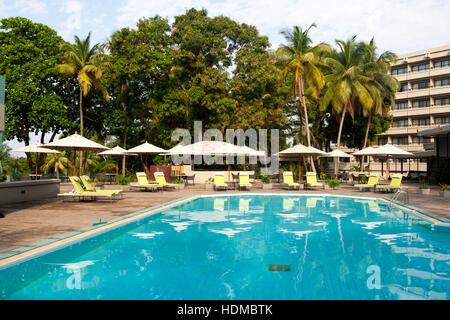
(384, 123), (440, 136)
(390, 104), (450, 117)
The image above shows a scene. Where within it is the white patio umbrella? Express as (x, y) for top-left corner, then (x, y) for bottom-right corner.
(13, 142), (60, 180)
(321, 149), (353, 176)
(166, 141), (264, 180)
(365, 144), (413, 182)
(352, 146), (376, 173)
(125, 142), (168, 177)
(324, 149), (352, 158)
(43, 133), (109, 176)
(277, 143), (326, 181)
(98, 146), (136, 176)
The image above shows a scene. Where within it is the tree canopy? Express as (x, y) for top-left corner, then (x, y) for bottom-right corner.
(0, 10), (397, 173)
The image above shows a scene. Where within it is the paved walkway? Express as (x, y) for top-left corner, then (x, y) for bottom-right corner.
(0, 182), (449, 253)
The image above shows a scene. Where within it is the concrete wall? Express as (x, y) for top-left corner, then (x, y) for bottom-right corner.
(183, 165), (254, 183)
(0, 179), (60, 205)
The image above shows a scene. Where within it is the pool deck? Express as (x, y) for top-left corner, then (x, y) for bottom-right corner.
(0, 181), (449, 254)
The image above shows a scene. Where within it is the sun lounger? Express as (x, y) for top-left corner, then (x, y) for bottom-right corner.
(154, 172), (177, 189)
(354, 173), (380, 191)
(238, 172), (252, 190)
(58, 177), (118, 201)
(375, 174), (403, 193)
(131, 172), (162, 192)
(282, 171), (301, 190)
(305, 172), (323, 189)
(214, 172), (228, 190)
(80, 175), (124, 198)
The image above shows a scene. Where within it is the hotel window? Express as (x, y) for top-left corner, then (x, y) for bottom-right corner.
(393, 119), (409, 127)
(392, 136), (408, 145)
(394, 101), (408, 110)
(435, 78), (450, 87)
(377, 137), (388, 145)
(398, 83), (408, 92)
(434, 97), (450, 106)
(434, 59), (450, 68)
(391, 66), (407, 75)
(412, 81), (430, 90)
(412, 136), (431, 144)
(412, 118), (430, 126)
(435, 116), (450, 124)
(411, 63), (430, 72)
(412, 99), (430, 108)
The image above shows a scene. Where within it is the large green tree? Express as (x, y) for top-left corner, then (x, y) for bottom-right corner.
(55, 32), (112, 172)
(322, 36), (373, 149)
(361, 38), (398, 148)
(107, 16), (173, 173)
(275, 24), (329, 171)
(0, 17), (72, 171)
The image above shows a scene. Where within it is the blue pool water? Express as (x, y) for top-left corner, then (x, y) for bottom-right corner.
(0, 194), (449, 300)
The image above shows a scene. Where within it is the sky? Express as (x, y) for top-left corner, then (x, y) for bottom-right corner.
(1, 0), (450, 155)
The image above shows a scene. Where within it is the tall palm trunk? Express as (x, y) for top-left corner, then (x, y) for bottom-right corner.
(335, 103), (348, 176)
(362, 112), (372, 172)
(79, 88), (84, 175)
(298, 77), (316, 172)
(121, 83), (127, 175)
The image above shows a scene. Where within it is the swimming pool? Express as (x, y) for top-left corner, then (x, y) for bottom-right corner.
(0, 194), (449, 300)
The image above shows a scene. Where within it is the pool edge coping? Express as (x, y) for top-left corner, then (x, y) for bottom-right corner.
(0, 192), (448, 268)
(0, 194), (197, 268)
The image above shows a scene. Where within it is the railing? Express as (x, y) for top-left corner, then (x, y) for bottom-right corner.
(392, 64), (450, 76)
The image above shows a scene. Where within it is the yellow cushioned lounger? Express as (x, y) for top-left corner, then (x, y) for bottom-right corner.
(214, 172), (228, 190)
(306, 172), (323, 189)
(154, 172), (177, 188)
(81, 175), (123, 197)
(354, 173), (380, 190)
(283, 171), (300, 190)
(375, 174), (403, 193)
(238, 172), (252, 190)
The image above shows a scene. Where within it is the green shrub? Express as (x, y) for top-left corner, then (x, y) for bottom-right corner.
(175, 177), (184, 184)
(319, 172), (327, 180)
(117, 175), (132, 185)
(327, 179), (340, 189)
(361, 176), (368, 183)
(261, 175), (271, 184)
(440, 184), (449, 191)
(419, 183), (429, 190)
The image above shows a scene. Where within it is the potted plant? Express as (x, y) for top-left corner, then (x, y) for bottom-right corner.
(205, 177), (214, 190)
(261, 175), (272, 190)
(175, 177), (185, 190)
(115, 175), (132, 191)
(418, 183), (430, 195)
(326, 178), (340, 190)
(439, 184), (450, 198)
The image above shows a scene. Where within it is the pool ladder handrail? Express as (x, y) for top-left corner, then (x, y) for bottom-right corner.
(389, 187), (408, 204)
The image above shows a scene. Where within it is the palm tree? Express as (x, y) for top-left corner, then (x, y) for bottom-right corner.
(361, 38), (399, 149)
(43, 152), (72, 179)
(321, 36), (373, 174)
(276, 23), (329, 172)
(55, 32), (111, 173)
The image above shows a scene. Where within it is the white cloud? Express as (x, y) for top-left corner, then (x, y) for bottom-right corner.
(59, 0), (83, 40)
(115, 0), (450, 54)
(0, 0), (47, 15)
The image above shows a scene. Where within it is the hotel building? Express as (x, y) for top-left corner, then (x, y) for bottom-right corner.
(376, 44), (450, 173)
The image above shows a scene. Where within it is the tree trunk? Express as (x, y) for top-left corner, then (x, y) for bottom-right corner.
(335, 103), (348, 176)
(121, 83), (127, 176)
(79, 88), (83, 175)
(362, 112), (372, 172)
(298, 77), (316, 173)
